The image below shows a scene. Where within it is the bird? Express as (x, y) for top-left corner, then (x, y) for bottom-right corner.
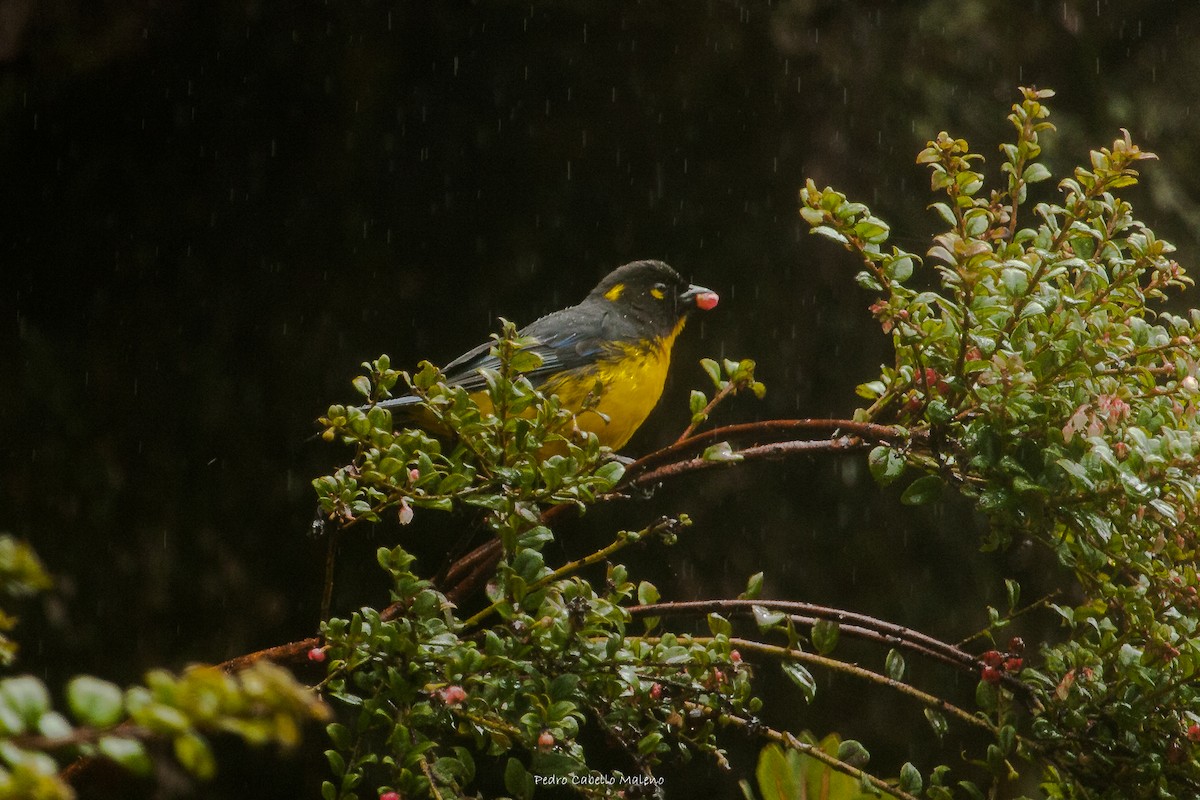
(376, 260), (719, 450)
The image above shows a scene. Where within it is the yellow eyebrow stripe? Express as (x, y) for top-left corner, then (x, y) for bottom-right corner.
(604, 283), (625, 302)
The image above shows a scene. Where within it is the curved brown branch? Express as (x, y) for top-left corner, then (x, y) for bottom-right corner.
(629, 598), (1034, 702)
(622, 418), (909, 483)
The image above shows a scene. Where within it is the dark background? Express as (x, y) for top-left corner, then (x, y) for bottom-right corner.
(5, 1), (1200, 797)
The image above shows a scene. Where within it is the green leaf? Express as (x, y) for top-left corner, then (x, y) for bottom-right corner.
(885, 649), (906, 682)
(781, 661), (817, 703)
(813, 225), (849, 245)
(899, 762), (923, 793)
(504, 757), (535, 800)
(1022, 162), (1052, 183)
(637, 581), (660, 606)
(740, 572), (764, 600)
(0, 676), (50, 727)
(700, 358), (723, 389)
(1005, 579), (1021, 612)
(867, 445), (906, 485)
(174, 731), (216, 780)
(702, 441), (743, 463)
(755, 744), (798, 800)
(811, 619), (839, 655)
(924, 708), (948, 741)
(900, 474), (943, 505)
(835, 739), (870, 768)
(886, 255), (913, 282)
(752, 605), (785, 629)
(707, 613), (733, 638)
(66, 675), (125, 728)
(98, 736), (152, 776)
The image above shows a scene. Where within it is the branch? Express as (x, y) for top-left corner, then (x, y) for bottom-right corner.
(709, 706), (921, 800)
(630, 598), (1034, 702)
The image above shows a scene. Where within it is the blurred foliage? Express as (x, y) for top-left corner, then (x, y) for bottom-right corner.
(0, 534), (328, 800)
(747, 737), (881, 800)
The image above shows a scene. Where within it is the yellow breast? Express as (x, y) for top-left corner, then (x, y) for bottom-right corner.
(469, 320), (686, 451)
(542, 319), (686, 449)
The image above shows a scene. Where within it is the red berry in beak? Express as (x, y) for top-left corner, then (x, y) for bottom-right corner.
(695, 290), (719, 310)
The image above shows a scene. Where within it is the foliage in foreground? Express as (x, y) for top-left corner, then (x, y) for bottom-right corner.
(0, 535), (329, 800)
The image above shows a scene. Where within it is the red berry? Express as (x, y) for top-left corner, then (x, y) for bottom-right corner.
(730, 650), (742, 664)
(981, 650), (1003, 667)
(982, 666), (1002, 685)
(307, 647), (327, 663)
(1188, 723), (1200, 743)
(538, 731), (555, 750)
(649, 683), (663, 700)
(380, 793), (401, 800)
(1004, 657), (1024, 672)
(1008, 636), (1025, 652)
(439, 685), (468, 705)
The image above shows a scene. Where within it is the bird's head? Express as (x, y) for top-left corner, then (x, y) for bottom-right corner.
(589, 260), (719, 338)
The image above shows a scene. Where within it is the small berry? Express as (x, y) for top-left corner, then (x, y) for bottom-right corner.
(1008, 636), (1025, 652)
(649, 683), (663, 700)
(408, 468), (420, 483)
(982, 666), (1002, 685)
(1188, 723), (1200, 743)
(380, 793), (401, 800)
(981, 650), (1004, 667)
(1004, 657), (1024, 672)
(730, 650), (743, 664)
(307, 647), (327, 663)
(538, 731), (555, 750)
(439, 685), (468, 705)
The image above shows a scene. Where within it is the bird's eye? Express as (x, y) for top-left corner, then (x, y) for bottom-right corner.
(650, 282), (667, 300)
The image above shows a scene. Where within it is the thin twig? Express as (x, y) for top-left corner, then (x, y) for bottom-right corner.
(707, 706), (921, 800)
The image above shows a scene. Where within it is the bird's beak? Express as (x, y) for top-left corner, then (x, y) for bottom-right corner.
(679, 284), (720, 311)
